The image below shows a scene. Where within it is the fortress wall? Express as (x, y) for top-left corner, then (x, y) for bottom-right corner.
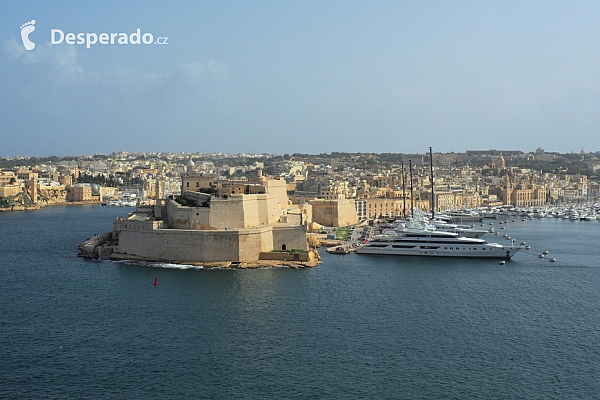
(272, 225), (308, 251)
(209, 194), (279, 229)
(117, 229), (208, 262)
(166, 199), (192, 229)
(191, 208), (211, 229)
(114, 214), (309, 262)
(310, 199), (358, 227)
(115, 225), (292, 262)
(253, 194), (280, 226)
(115, 225), (280, 262)
(263, 178), (288, 209)
(0, 185), (22, 197)
(116, 229), (239, 262)
(167, 195), (281, 230)
(266, 194), (281, 224)
(335, 199), (359, 227)
(238, 227), (273, 260)
(210, 197), (248, 228)
(166, 199), (211, 229)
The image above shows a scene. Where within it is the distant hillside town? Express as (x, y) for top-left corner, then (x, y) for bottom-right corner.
(1, 148), (599, 223)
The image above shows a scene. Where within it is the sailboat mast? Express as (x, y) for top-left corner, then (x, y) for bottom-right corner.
(401, 161), (406, 219)
(429, 147), (435, 219)
(409, 160), (414, 218)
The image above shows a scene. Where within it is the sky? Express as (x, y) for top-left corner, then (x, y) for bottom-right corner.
(2, 1), (600, 157)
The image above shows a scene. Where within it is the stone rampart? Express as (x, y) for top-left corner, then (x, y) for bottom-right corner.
(114, 225), (279, 262)
(272, 225), (308, 251)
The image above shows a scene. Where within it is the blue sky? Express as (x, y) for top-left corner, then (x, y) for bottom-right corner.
(2, 1), (600, 156)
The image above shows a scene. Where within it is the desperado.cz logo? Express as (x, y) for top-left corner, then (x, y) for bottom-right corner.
(51, 28), (168, 48)
(20, 20), (36, 50)
(19, 20), (167, 50)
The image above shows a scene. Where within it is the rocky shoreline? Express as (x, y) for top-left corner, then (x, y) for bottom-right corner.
(0, 205), (41, 212)
(1, 201), (101, 212)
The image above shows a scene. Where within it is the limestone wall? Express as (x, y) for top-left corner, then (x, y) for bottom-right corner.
(115, 225), (278, 262)
(210, 197), (249, 228)
(310, 199), (358, 227)
(252, 193), (280, 226)
(262, 178), (289, 209)
(0, 185), (22, 197)
(272, 225), (308, 251)
(39, 185), (67, 205)
(166, 199), (211, 229)
(166, 194), (282, 230)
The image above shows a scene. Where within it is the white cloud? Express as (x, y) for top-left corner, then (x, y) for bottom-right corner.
(111, 66), (168, 91)
(4, 37), (229, 103)
(3, 37), (25, 60)
(181, 61), (203, 84)
(180, 60), (229, 85)
(3, 39), (86, 83)
(206, 59), (228, 81)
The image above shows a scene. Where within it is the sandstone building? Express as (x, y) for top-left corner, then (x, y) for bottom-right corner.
(111, 177), (312, 263)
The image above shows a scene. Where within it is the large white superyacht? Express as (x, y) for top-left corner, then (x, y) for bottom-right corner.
(411, 209), (489, 238)
(356, 223), (522, 259)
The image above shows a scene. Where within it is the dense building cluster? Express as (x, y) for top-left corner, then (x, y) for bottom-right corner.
(1, 149), (599, 225)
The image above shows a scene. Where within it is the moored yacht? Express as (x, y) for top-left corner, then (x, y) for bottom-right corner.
(426, 219), (488, 238)
(407, 209), (488, 238)
(356, 223), (522, 259)
(443, 210), (484, 223)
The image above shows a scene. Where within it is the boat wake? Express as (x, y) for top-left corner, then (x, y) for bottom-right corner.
(117, 260), (205, 270)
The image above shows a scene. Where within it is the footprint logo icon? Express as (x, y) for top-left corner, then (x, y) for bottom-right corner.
(20, 20), (36, 51)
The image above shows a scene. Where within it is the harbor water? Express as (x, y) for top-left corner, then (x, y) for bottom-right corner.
(2, 206), (600, 399)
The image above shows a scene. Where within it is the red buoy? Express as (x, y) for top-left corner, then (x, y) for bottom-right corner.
(154, 274), (158, 286)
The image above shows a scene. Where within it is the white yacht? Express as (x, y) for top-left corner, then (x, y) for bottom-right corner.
(427, 220), (488, 238)
(411, 210), (488, 238)
(443, 210), (484, 223)
(356, 224), (522, 259)
(584, 214), (597, 221)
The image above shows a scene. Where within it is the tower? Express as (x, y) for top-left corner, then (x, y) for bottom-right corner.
(26, 178), (37, 204)
(155, 179), (162, 207)
(499, 153), (506, 170)
(186, 158), (195, 173)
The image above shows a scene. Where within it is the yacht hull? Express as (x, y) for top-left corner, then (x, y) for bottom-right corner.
(357, 244), (521, 259)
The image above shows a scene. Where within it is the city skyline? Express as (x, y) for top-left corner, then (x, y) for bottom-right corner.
(3, 1), (600, 157)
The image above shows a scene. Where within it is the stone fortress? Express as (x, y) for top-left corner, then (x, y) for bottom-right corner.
(105, 161), (321, 265)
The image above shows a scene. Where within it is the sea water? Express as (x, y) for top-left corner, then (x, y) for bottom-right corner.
(2, 206), (600, 399)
